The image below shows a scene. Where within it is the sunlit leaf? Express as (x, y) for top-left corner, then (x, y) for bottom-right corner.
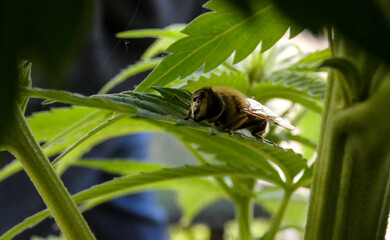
(183, 71), (250, 95)
(135, 0), (299, 92)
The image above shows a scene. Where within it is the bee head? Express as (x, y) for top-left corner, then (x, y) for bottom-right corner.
(190, 88), (224, 122)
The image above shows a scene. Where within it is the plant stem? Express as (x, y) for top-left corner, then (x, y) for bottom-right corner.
(235, 196), (253, 240)
(183, 138), (256, 239)
(305, 30), (390, 240)
(2, 107), (95, 240)
(183, 142), (238, 199)
(264, 189), (292, 240)
(52, 113), (126, 168)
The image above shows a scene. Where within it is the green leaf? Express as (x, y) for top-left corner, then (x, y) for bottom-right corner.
(241, 43), (291, 81)
(112, 87), (307, 185)
(141, 38), (177, 61)
(0, 160), (22, 182)
(117, 24), (187, 61)
(151, 87), (193, 106)
(0, 108), (161, 181)
(252, 70), (325, 113)
(22, 87), (187, 122)
(1, 107), (106, 182)
(116, 26), (186, 39)
(72, 159), (164, 175)
(294, 164), (313, 188)
(183, 71), (250, 95)
(135, 0), (298, 92)
(27, 107), (102, 142)
(72, 164), (265, 204)
(21, 87), (137, 114)
(28, 108), (112, 161)
(50, 114), (126, 168)
(288, 49), (330, 71)
(53, 117), (161, 174)
(23, 90), (185, 154)
(154, 120), (306, 185)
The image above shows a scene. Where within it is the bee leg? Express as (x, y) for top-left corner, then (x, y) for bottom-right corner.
(252, 128), (266, 138)
(184, 109), (192, 120)
(174, 95), (191, 107)
(253, 134), (276, 146)
(251, 123), (276, 146)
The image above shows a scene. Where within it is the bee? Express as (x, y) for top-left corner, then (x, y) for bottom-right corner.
(179, 87), (294, 142)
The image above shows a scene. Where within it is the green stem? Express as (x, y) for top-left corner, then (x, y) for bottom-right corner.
(51, 113), (126, 168)
(3, 107), (95, 240)
(184, 142), (255, 239)
(235, 196), (253, 240)
(183, 141), (238, 199)
(305, 29), (390, 240)
(264, 189), (293, 240)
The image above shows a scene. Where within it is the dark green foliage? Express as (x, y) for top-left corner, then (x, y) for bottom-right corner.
(0, 56), (18, 145)
(0, 0), (92, 78)
(227, 0), (390, 64)
(0, 0), (92, 144)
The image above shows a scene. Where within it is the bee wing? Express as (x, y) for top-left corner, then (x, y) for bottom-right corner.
(243, 98), (295, 130)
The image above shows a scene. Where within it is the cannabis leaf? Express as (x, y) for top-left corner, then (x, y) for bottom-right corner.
(135, 0), (300, 92)
(252, 70), (325, 113)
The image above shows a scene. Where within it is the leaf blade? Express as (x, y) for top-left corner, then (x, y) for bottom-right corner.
(135, 0), (297, 92)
